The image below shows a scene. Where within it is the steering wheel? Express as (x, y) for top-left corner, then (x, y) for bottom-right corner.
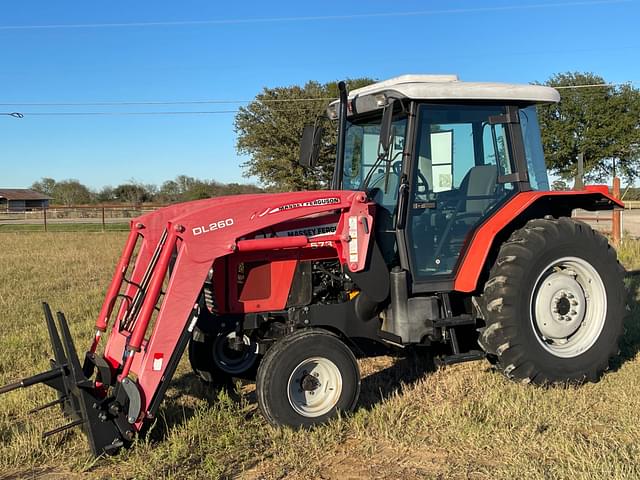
(392, 161), (429, 195)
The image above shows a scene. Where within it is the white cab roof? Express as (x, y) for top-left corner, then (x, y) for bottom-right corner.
(333, 74), (560, 107)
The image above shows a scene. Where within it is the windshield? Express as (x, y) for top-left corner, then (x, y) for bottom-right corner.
(342, 114), (407, 205)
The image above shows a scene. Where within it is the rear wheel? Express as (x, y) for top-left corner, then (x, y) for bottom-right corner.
(479, 217), (624, 384)
(256, 329), (360, 427)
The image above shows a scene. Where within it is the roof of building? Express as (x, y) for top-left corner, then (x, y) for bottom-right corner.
(329, 74), (560, 114)
(0, 189), (51, 201)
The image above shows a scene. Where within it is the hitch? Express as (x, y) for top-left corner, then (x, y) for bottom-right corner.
(0, 303), (138, 456)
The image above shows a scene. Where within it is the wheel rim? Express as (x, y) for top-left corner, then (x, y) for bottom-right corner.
(287, 357), (343, 418)
(530, 256), (607, 358)
(213, 332), (257, 375)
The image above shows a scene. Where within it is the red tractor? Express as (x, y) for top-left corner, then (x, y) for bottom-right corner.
(1, 75), (625, 455)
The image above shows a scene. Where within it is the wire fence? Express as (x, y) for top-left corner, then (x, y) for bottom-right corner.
(0, 200), (635, 236)
(0, 205), (166, 232)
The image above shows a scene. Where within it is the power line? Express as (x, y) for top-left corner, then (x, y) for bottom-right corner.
(20, 110), (239, 116)
(10, 106), (330, 116)
(554, 82), (633, 89)
(1, 82), (637, 108)
(0, 98), (333, 107)
(0, 0), (631, 30)
(3, 82), (637, 117)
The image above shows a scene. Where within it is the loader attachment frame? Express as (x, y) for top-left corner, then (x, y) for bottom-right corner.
(0, 304), (132, 456)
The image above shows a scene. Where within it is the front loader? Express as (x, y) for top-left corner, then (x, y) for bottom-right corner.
(1, 74), (625, 455)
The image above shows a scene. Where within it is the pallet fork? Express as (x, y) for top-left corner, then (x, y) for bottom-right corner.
(0, 303), (135, 455)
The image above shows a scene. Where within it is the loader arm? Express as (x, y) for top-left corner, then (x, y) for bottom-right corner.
(103, 190), (374, 425)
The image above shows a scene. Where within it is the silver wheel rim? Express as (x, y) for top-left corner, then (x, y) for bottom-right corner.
(530, 256), (607, 358)
(287, 357), (343, 418)
(213, 332), (257, 374)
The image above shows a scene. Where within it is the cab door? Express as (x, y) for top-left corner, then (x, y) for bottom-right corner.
(403, 103), (523, 287)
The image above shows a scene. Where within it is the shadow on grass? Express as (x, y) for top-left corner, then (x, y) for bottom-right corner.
(610, 272), (640, 371)
(143, 347), (437, 443)
(357, 348), (436, 409)
(141, 373), (232, 443)
(137, 272), (640, 444)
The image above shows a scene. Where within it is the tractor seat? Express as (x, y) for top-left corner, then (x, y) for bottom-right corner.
(422, 164), (499, 275)
(457, 164), (498, 217)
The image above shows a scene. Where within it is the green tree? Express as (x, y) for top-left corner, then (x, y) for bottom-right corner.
(537, 72), (640, 183)
(113, 182), (153, 205)
(51, 179), (92, 206)
(31, 177), (56, 196)
(157, 180), (181, 203)
(96, 186), (116, 203)
(235, 78), (373, 191)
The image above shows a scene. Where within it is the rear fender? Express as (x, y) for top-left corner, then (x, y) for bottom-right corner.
(454, 189), (622, 293)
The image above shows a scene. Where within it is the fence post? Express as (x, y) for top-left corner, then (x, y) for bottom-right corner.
(102, 206), (106, 232)
(574, 153), (584, 190)
(612, 177), (621, 246)
(43, 207), (47, 232)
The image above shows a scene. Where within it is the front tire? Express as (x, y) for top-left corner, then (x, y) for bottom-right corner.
(479, 217), (624, 384)
(256, 329), (360, 427)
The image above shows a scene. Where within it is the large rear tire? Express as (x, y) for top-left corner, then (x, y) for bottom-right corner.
(256, 329), (360, 427)
(478, 217), (624, 384)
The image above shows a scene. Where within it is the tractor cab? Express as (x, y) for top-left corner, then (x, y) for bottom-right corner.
(309, 75), (560, 288)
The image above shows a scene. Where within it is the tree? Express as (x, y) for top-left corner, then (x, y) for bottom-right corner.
(113, 181), (153, 205)
(157, 180), (181, 203)
(537, 72), (640, 183)
(96, 186), (116, 203)
(31, 177), (56, 196)
(51, 179), (92, 206)
(235, 78), (374, 191)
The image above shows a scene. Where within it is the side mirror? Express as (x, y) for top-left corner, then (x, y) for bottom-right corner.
(378, 99), (395, 154)
(299, 124), (323, 168)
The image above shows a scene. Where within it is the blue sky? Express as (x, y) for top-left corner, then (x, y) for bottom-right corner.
(1, 0), (638, 189)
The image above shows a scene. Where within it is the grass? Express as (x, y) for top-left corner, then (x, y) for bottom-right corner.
(1, 232), (640, 479)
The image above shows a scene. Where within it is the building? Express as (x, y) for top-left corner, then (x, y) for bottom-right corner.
(0, 189), (51, 212)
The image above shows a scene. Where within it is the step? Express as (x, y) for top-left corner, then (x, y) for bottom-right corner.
(436, 349), (486, 366)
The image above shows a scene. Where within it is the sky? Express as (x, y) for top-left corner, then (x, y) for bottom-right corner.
(1, 0), (638, 190)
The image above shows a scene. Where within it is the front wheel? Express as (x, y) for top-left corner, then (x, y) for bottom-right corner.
(479, 217), (625, 384)
(256, 329), (360, 427)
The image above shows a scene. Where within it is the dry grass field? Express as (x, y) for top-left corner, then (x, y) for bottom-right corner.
(1, 231), (640, 479)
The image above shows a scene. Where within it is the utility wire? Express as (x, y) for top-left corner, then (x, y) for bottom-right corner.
(0, 0), (631, 30)
(0, 98), (334, 107)
(23, 110), (238, 116)
(1, 82), (636, 108)
(555, 82), (633, 89)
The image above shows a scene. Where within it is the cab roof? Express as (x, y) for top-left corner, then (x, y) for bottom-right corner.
(328, 74), (560, 116)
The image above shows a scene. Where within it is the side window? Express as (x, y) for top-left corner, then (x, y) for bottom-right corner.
(519, 106), (550, 190)
(344, 117), (407, 207)
(482, 123), (514, 190)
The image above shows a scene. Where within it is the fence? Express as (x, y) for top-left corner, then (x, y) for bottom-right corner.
(0, 199), (634, 236)
(0, 205), (165, 232)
